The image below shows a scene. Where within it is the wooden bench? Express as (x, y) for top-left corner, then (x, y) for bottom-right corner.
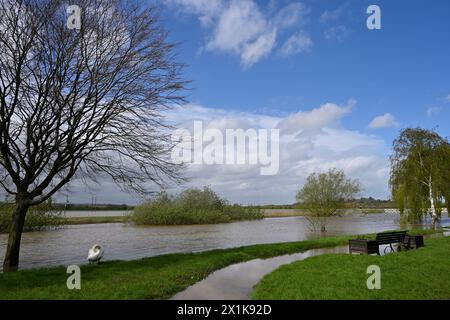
(349, 231), (420, 255)
(403, 234), (424, 249)
(376, 231), (407, 254)
(348, 239), (380, 255)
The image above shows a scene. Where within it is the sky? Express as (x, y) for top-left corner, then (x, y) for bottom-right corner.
(52, 0), (450, 205)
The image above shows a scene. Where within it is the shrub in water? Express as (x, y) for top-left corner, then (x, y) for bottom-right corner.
(131, 187), (262, 225)
(0, 201), (64, 233)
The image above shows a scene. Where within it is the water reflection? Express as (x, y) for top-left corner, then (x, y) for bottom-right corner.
(171, 246), (350, 300)
(0, 213), (448, 270)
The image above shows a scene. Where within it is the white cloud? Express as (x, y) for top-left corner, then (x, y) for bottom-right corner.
(319, 2), (351, 24)
(166, 0), (310, 68)
(277, 100), (355, 134)
(279, 33), (312, 56)
(162, 100), (389, 204)
(49, 101), (390, 205)
(427, 106), (442, 117)
(239, 28), (277, 69)
(166, 0), (223, 26)
(273, 2), (308, 29)
(319, 3), (353, 42)
(368, 113), (399, 129)
(324, 25), (352, 41)
(445, 94), (450, 102)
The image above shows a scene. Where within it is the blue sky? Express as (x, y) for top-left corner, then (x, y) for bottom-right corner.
(162, 0), (450, 140)
(54, 0), (450, 205)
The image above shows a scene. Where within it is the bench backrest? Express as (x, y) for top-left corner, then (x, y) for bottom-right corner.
(376, 231), (407, 244)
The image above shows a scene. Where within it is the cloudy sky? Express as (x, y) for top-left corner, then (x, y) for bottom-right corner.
(52, 0), (450, 205)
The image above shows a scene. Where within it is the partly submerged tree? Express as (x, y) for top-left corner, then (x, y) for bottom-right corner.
(390, 128), (450, 226)
(296, 169), (361, 232)
(0, 0), (185, 271)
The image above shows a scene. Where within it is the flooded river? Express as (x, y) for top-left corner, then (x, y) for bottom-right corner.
(0, 212), (448, 270)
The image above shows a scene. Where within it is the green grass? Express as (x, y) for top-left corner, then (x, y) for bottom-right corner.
(0, 229), (441, 300)
(251, 236), (450, 300)
(0, 235), (359, 299)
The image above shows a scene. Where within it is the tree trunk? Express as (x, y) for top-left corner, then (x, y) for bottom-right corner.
(446, 194), (450, 218)
(2, 201), (29, 272)
(428, 176), (437, 228)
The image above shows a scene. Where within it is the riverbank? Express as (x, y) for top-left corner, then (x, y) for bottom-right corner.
(62, 216), (129, 225)
(41, 208), (398, 226)
(0, 228), (441, 299)
(62, 211), (302, 225)
(252, 235), (450, 299)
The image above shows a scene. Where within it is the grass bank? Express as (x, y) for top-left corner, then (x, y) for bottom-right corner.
(62, 216), (129, 225)
(262, 208), (388, 218)
(0, 229), (440, 299)
(252, 235), (450, 300)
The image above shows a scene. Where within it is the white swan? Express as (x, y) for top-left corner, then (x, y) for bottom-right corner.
(87, 244), (104, 264)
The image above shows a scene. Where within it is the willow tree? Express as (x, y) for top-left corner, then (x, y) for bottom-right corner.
(296, 169), (361, 232)
(437, 142), (450, 215)
(390, 128), (450, 226)
(0, 0), (185, 271)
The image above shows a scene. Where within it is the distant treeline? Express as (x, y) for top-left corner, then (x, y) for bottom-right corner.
(248, 198), (397, 210)
(0, 202), (133, 211)
(54, 203), (133, 211)
(0, 198), (396, 212)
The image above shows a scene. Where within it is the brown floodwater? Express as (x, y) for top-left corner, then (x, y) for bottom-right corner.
(0, 212), (448, 271)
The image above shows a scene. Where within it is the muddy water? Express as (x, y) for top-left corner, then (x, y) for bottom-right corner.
(0, 213), (448, 270)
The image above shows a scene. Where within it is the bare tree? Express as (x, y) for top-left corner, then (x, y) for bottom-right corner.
(0, 0), (186, 271)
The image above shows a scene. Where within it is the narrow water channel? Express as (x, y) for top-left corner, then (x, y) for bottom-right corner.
(171, 231), (450, 300)
(171, 246), (349, 300)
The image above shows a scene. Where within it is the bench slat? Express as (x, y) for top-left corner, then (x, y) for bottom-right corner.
(376, 231), (407, 244)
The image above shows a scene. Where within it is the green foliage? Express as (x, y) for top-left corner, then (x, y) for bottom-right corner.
(252, 236), (450, 300)
(296, 169), (361, 231)
(131, 187), (262, 225)
(0, 201), (64, 233)
(390, 128), (450, 223)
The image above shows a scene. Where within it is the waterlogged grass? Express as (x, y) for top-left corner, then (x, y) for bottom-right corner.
(252, 236), (450, 300)
(62, 216), (129, 225)
(0, 229), (440, 300)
